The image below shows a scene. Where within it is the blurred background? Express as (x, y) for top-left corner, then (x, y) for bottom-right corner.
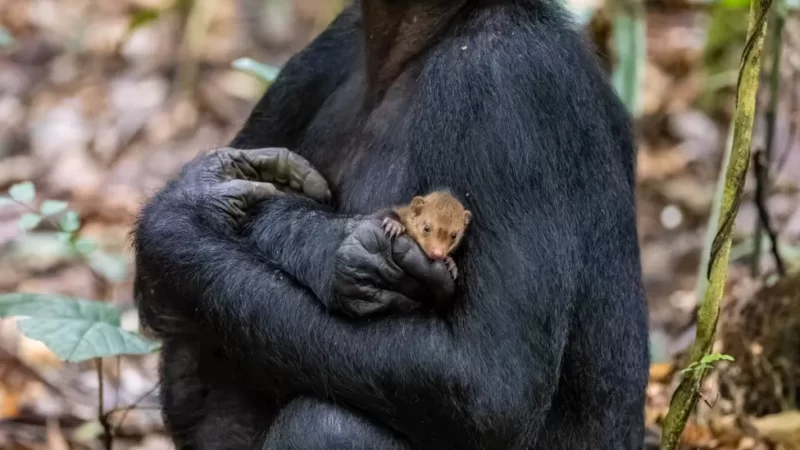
(1, 0), (800, 449)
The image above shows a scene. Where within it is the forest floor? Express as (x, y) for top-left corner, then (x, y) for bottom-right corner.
(1, 1), (800, 449)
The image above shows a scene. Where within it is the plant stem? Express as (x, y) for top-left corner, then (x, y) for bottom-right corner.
(96, 358), (112, 450)
(659, 0), (773, 448)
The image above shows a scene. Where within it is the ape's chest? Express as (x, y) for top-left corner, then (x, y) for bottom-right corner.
(321, 139), (413, 215)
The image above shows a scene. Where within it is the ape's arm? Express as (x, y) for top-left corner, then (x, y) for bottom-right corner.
(134, 180), (571, 447)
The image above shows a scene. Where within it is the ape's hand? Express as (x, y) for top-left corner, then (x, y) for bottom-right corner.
(332, 219), (456, 317)
(175, 147), (331, 229)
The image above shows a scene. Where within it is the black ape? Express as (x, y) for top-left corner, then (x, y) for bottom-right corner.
(133, 1), (649, 449)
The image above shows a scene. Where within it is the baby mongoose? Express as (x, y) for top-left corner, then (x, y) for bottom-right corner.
(382, 190), (471, 279)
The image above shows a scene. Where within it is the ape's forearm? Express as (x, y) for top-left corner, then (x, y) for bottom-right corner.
(246, 195), (357, 307)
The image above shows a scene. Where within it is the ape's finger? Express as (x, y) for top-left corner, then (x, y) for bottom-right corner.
(392, 236), (456, 301)
(210, 180), (283, 228)
(216, 179), (284, 201)
(213, 147), (331, 203)
(342, 221), (446, 304)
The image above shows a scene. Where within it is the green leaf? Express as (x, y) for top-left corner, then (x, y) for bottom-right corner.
(611, 12), (646, 118)
(9, 181), (36, 204)
(0, 27), (13, 48)
(73, 237), (97, 256)
(85, 250), (128, 282)
(17, 319), (158, 362)
(60, 211), (80, 233)
(0, 294), (158, 362)
(232, 58), (281, 83)
(699, 353), (734, 365)
(129, 8), (161, 32)
(721, 0), (751, 8)
(18, 213), (42, 231)
(57, 232), (73, 244)
(40, 200), (69, 216)
(0, 293), (121, 325)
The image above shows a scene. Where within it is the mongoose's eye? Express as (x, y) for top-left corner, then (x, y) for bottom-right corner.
(451, 232), (457, 240)
(423, 224), (431, 233)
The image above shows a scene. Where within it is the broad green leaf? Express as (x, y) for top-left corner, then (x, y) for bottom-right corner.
(17, 318), (158, 362)
(40, 200), (69, 216)
(0, 293), (121, 325)
(0, 196), (15, 208)
(18, 213), (42, 231)
(86, 250), (128, 282)
(232, 58), (281, 83)
(129, 8), (161, 32)
(60, 211), (80, 233)
(0, 27), (13, 47)
(0, 294), (157, 362)
(57, 232), (73, 244)
(9, 181), (36, 204)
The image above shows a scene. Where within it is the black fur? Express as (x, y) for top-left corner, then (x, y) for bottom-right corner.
(133, 2), (649, 449)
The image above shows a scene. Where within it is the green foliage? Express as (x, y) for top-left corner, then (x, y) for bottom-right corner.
(0, 294), (159, 362)
(9, 181), (36, 204)
(60, 210), (81, 233)
(85, 250), (129, 282)
(0, 27), (13, 48)
(18, 213), (42, 231)
(40, 200), (69, 216)
(129, 8), (162, 32)
(0, 182), (143, 365)
(679, 353), (735, 375)
(721, 0), (751, 7)
(3, 182), (129, 282)
(232, 58), (281, 84)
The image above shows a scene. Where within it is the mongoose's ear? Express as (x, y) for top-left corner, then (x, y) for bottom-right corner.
(411, 196), (425, 215)
(464, 210), (472, 226)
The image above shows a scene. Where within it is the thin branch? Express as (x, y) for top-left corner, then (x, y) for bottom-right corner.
(754, 149), (786, 275)
(108, 382), (161, 435)
(96, 358), (112, 450)
(659, 0), (773, 448)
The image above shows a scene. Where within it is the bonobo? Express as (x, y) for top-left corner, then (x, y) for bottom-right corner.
(132, 1), (649, 449)
(382, 190), (471, 280)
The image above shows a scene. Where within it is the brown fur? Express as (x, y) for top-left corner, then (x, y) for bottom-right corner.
(382, 191), (471, 276)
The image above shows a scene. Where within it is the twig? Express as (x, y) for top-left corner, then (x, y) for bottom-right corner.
(107, 382), (161, 435)
(96, 358), (112, 450)
(658, 0), (773, 448)
(752, 0), (785, 275)
(753, 149), (786, 275)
